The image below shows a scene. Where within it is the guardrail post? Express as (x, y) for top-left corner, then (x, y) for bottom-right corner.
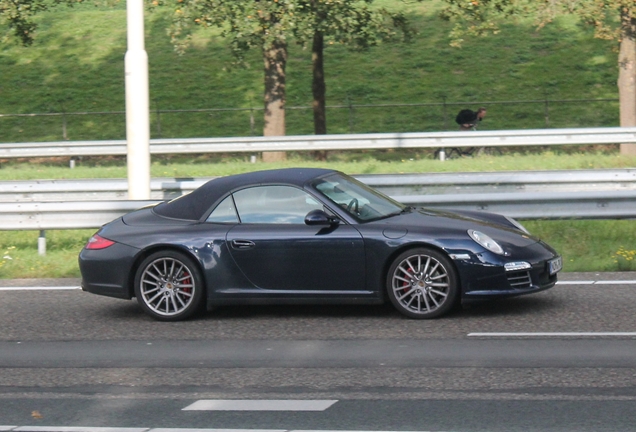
(442, 95), (448, 130)
(346, 95), (354, 133)
(250, 106), (255, 136)
(155, 99), (162, 138)
(62, 111), (68, 141)
(38, 230), (46, 256)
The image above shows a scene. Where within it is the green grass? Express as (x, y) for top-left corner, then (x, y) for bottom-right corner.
(2, 149), (636, 181)
(2, 150), (636, 279)
(0, 230), (94, 279)
(525, 220), (636, 273)
(0, 2), (633, 279)
(1, 197), (635, 279)
(0, 1), (619, 142)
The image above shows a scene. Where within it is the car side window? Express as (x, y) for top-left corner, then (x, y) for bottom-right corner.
(232, 186), (323, 224)
(206, 195), (240, 223)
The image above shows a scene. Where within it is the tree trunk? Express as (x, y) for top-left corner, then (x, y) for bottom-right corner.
(311, 24), (328, 161)
(262, 39), (287, 162)
(312, 30), (327, 135)
(618, 10), (636, 155)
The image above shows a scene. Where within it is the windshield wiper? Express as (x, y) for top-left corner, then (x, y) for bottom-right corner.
(381, 206), (414, 219)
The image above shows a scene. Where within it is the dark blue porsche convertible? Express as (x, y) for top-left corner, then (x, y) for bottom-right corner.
(79, 168), (561, 321)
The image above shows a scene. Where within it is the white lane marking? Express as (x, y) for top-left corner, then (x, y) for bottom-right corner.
(4, 429), (443, 432)
(152, 429), (285, 432)
(182, 400), (338, 411)
(1, 280), (634, 291)
(0, 286), (81, 291)
(153, 430), (439, 432)
(468, 332), (636, 337)
(594, 280), (636, 284)
(556, 281), (594, 285)
(557, 280), (636, 285)
(0, 280), (636, 292)
(12, 427), (148, 432)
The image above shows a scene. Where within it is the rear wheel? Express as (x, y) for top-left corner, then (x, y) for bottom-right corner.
(386, 248), (459, 319)
(134, 250), (204, 321)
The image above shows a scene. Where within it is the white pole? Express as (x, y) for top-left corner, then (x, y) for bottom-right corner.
(38, 230), (46, 256)
(125, 0), (151, 199)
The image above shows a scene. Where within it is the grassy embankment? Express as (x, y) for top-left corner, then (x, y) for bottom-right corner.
(1, 2), (635, 278)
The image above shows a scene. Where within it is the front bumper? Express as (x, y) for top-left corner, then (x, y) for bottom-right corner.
(454, 241), (560, 302)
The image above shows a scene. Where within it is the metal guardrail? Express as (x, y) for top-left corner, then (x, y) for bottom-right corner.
(0, 201), (158, 231)
(1, 170), (636, 231)
(0, 178), (205, 202)
(399, 190), (636, 219)
(3, 169), (636, 202)
(2, 191), (635, 231)
(2, 127), (636, 158)
(357, 169), (636, 195)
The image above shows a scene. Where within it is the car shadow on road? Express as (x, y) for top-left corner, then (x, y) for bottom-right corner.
(457, 293), (562, 318)
(203, 303), (400, 320)
(199, 293), (561, 321)
(89, 291), (561, 322)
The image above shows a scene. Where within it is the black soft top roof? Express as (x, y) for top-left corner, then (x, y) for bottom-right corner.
(153, 167), (336, 221)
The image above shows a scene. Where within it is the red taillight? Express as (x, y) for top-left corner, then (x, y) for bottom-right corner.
(85, 234), (115, 250)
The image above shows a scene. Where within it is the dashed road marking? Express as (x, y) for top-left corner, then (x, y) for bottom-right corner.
(557, 280), (636, 285)
(468, 332), (636, 337)
(8, 427), (147, 431)
(182, 400), (338, 411)
(0, 286), (81, 291)
(2, 429), (444, 432)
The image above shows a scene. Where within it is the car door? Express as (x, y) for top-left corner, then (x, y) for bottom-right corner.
(224, 185), (366, 293)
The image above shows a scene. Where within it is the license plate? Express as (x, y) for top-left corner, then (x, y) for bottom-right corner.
(549, 256), (563, 275)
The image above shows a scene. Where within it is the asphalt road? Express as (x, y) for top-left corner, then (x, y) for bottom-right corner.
(1, 272), (636, 431)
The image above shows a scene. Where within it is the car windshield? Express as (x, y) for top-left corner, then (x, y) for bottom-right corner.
(312, 173), (405, 221)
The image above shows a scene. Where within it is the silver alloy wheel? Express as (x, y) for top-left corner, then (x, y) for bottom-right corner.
(391, 253), (451, 315)
(139, 257), (196, 317)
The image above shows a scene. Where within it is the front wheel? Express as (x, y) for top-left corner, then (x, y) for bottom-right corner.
(134, 250), (204, 321)
(386, 248), (459, 319)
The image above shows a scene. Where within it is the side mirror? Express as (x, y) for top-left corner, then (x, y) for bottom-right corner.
(305, 209), (340, 226)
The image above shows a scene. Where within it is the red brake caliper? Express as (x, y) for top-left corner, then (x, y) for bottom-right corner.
(182, 271), (192, 294)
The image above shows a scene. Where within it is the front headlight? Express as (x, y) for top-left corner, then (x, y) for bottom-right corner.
(505, 215), (529, 234)
(468, 230), (505, 255)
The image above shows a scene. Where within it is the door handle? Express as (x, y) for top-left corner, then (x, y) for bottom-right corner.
(231, 239), (255, 249)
